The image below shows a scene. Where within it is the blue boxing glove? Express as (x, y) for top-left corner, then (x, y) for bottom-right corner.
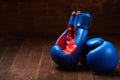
(50, 11), (92, 66)
(85, 38), (119, 73)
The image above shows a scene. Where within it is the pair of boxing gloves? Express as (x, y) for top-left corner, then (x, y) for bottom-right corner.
(50, 11), (119, 73)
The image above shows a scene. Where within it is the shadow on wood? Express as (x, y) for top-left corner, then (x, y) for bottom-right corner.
(55, 64), (90, 72)
(93, 69), (120, 77)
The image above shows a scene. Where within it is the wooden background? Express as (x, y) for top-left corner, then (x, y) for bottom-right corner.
(0, 0), (120, 37)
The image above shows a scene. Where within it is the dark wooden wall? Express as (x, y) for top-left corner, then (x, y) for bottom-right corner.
(0, 0), (120, 36)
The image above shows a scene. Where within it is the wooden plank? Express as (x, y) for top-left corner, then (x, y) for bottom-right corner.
(48, 61), (63, 80)
(4, 39), (36, 80)
(0, 39), (23, 79)
(63, 67), (78, 80)
(36, 41), (53, 80)
(93, 71), (120, 80)
(21, 39), (44, 80)
(46, 40), (64, 80)
(77, 65), (93, 80)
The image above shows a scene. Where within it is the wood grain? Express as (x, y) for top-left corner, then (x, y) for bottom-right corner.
(0, 36), (119, 80)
